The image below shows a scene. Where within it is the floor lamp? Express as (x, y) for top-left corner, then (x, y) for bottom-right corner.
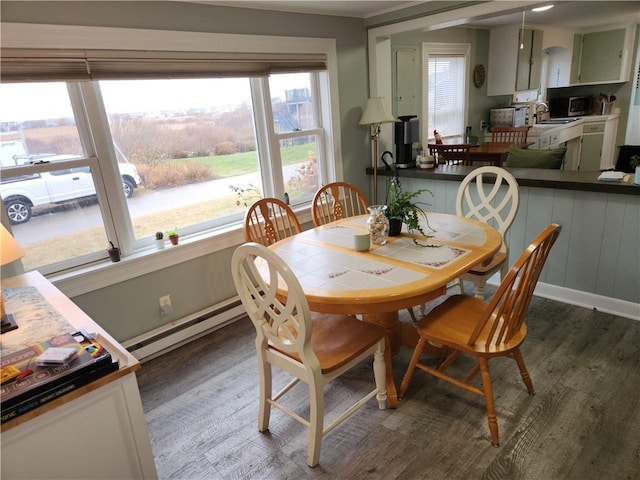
(359, 97), (395, 204)
(1, 224), (25, 333)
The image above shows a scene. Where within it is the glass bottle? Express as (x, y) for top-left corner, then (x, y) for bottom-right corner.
(366, 205), (389, 245)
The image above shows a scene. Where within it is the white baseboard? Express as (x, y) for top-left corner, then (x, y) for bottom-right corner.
(486, 278), (640, 322)
(532, 282), (640, 321)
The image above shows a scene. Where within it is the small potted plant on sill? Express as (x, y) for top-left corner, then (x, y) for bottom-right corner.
(386, 176), (436, 246)
(166, 227), (179, 246)
(155, 231), (165, 249)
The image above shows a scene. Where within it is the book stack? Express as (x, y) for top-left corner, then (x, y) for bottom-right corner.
(1, 330), (119, 423)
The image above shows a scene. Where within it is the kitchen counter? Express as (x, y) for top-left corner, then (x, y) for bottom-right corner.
(369, 164), (639, 196)
(367, 162), (640, 312)
(527, 113), (619, 136)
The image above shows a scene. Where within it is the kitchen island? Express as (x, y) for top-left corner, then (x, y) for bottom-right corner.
(368, 165), (639, 319)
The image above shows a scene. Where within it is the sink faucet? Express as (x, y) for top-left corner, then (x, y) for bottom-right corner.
(536, 102), (549, 113)
(534, 102), (549, 124)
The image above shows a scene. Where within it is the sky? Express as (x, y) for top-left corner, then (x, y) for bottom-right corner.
(0, 74), (308, 123)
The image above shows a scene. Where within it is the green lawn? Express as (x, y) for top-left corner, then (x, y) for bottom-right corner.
(187, 142), (317, 177)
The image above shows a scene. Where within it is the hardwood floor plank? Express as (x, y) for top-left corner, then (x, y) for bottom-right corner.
(136, 294), (640, 479)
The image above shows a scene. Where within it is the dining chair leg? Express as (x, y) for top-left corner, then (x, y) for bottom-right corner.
(399, 336), (428, 398)
(258, 355), (272, 432)
(307, 378), (325, 467)
(512, 348), (535, 394)
(479, 358), (499, 446)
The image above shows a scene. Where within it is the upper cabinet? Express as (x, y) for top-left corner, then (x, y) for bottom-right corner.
(573, 28), (628, 84)
(488, 24), (543, 96)
(566, 25), (636, 86)
(492, 24), (636, 93)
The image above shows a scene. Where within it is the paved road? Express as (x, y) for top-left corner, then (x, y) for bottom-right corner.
(12, 171), (263, 244)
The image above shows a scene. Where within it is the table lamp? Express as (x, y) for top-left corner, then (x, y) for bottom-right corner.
(1, 224), (25, 333)
(359, 97), (395, 204)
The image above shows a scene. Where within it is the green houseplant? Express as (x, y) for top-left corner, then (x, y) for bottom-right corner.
(166, 227), (179, 245)
(386, 177), (436, 246)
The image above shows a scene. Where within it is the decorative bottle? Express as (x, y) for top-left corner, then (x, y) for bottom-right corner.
(366, 205), (389, 245)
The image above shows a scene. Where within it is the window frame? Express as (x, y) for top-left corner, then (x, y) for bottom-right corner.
(1, 23), (343, 295)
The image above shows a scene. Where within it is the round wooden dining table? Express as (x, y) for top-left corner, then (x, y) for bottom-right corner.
(267, 212), (502, 406)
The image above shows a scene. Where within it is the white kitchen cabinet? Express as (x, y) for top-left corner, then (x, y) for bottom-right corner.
(488, 25), (543, 96)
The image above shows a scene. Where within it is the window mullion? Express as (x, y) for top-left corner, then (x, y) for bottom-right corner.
(250, 77), (285, 199)
(73, 82), (134, 251)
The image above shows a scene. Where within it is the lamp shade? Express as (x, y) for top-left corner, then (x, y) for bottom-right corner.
(359, 97), (395, 125)
(0, 224), (25, 266)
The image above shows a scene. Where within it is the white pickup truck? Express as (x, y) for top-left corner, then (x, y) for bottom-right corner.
(1, 160), (142, 224)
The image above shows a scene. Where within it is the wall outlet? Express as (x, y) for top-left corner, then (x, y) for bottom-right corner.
(480, 120), (488, 131)
(159, 295), (173, 315)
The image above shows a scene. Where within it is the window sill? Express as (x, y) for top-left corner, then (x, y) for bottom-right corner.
(48, 206), (313, 298)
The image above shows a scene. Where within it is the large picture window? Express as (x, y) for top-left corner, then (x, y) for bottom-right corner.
(1, 47), (333, 275)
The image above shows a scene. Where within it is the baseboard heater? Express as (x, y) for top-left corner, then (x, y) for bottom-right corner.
(122, 297), (247, 362)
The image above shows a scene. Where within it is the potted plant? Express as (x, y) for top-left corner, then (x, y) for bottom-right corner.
(166, 227), (179, 245)
(386, 177), (436, 246)
(467, 130), (479, 146)
(154, 231), (165, 249)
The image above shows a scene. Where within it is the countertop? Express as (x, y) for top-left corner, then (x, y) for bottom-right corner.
(368, 164), (639, 196)
(527, 114), (619, 136)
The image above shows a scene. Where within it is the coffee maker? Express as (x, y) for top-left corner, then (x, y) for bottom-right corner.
(394, 115), (419, 168)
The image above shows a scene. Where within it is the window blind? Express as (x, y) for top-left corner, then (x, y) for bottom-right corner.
(0, 49), (327, 82)
(427, 55), (465, 142)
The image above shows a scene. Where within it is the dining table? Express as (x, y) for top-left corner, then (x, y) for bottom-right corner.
(468, 142), (532, 166)
(266, 212), (502, 407)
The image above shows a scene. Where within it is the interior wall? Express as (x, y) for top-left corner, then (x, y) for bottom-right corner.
(1, 1), (370, 342)
(391, 27), (512, 141)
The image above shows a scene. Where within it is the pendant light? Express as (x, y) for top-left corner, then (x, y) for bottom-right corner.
(519, 10), (526, 50)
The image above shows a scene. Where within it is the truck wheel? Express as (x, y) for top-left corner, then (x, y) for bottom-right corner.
(5, 198), (32, 224)
(122, 178), (135, 198)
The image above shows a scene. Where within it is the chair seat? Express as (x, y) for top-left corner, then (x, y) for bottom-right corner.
(273, 312), (386, 374)
(466, 251), (507, 275)
(416, 295), (528, 355)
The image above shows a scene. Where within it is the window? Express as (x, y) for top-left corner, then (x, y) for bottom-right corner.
(1, 46), (335, 275)
(422, 43), (470, 144)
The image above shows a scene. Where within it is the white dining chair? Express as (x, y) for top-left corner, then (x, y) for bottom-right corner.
(455, 166), (520, 299)
(231, 242), (387, 468)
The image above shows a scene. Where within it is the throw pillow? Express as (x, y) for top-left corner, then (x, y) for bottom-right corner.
(505, 146), (566, 169)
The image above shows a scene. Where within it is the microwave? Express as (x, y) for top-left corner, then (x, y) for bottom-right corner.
(490, 106), (529, 128)
(549, 96), (593, 118)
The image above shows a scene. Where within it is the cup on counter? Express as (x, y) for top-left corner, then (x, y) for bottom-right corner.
(353, 232), (371, 252)
(417, 154), (435, 169)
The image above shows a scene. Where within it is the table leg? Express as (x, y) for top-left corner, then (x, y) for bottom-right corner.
(362, 311), (401, 407)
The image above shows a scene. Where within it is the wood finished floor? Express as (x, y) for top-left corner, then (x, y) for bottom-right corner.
(136, 291), (640, 480)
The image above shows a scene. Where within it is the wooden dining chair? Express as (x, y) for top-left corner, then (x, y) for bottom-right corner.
(399, 223), (561, 446)
(455, 166), (520, 299)
(244, 197), (302, 246)
(311, 181), (368, 227)
(490, 126), (529, 145)
(231, 242), (387, 468)
(427, 143), (471, 165)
